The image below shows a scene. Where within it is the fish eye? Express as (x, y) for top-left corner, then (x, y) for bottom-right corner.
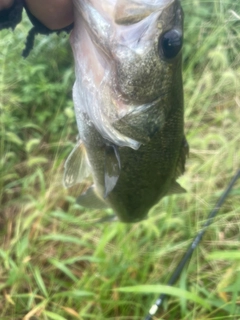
(159, 29), (183, 59)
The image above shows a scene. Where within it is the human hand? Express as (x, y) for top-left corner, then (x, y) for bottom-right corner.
(0, 0), (73, 29)
(0, 0), (14, 10)
(24, 0), (73, 30)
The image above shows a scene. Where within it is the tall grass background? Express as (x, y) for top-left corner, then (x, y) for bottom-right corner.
(0, 1), (240, 319)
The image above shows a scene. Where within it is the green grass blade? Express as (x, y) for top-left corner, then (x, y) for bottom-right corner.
(41, 234), (89, 247)
(207, 251), (240, 260)
(44, 311), (67, 320)
(32, 266), (49, 298)
(116, 285), (211, 309)
(48, 259), (78, 282)
(52, 290), (94, 299)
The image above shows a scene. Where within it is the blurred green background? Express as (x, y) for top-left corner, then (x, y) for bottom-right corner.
(0, 1), (240, 319)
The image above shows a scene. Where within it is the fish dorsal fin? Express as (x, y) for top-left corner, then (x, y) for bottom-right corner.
(104, 144), (121, 198)
(77, 185), (108, 209)
(63, 140), (91, 188)
(167, 181), (186, 195)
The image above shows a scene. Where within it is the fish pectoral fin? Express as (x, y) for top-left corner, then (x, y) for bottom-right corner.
(77, 185), (108, 209)
(104, 144), (121, 198)
(63, 140), (91, 188)
(167, 181), (186, 195)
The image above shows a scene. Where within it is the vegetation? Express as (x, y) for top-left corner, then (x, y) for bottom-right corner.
(0, 1), (240, 319)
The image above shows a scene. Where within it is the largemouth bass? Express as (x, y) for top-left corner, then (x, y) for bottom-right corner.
(64, 0), (188, 222)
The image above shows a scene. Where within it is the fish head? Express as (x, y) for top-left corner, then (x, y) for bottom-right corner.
(71, 0), (183, 149)
(112, 0), (184, 105)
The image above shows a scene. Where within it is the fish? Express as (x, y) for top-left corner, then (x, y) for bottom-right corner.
(64, 0), (189, 223)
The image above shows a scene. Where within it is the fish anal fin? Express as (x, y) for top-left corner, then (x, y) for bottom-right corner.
(167, 181), (186, 196)
(77, 185), (108, 209)
(63, 140), (91, 188)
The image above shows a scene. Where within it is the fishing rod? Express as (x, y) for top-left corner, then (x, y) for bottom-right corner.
(144, 168), (240, 320)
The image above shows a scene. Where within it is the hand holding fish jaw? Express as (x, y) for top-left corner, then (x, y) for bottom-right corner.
(0, 0), (73, 29)
(10, 0), (73, 30)
(0, 0), (13, 10)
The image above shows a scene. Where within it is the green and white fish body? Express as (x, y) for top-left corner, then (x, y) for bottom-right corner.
(64, 0), (188, 222)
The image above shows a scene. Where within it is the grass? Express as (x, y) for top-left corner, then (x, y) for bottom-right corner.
(0, 1), (240, 319)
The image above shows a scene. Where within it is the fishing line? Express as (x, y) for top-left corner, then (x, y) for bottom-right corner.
(144, 168), (240, 320)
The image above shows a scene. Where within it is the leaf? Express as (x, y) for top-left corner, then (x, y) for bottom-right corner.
(23, 302), (46, 320)
(115, 285), (210, 309)
(32, 267), (48, 298)
(40, 234), (88, 246)
(207, 251), (240, 260)
(44, 311), (67, 320)
(61, 307), (80, 318)
(48, 259), (78, 282)
(53, 290), (94, 299)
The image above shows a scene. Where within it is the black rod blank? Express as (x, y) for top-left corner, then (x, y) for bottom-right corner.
(145, 168), (240, 320)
